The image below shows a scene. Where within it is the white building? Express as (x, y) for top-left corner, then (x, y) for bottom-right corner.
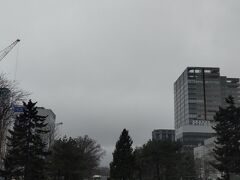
(194, 137), (220, 180)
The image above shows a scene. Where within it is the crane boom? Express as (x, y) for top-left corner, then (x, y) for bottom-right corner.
(0, 39), (20, 62)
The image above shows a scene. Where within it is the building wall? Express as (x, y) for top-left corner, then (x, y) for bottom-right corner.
(194, 137), (220, 180)
(174, 69), (189, 129)
(12, 106), (56, 149)
(194, 137), (240, 180)
(152, 129), (175, 142)
(36, 107), (56, 149)
(220, 77), (240, 107)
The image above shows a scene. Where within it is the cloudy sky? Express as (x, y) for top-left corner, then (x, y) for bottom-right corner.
(1, 0), (240, 166)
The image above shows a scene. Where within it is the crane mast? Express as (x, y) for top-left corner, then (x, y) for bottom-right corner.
(0, 39), (20, 62)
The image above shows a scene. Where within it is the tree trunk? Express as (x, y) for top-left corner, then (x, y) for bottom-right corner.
(225, 171), (230, 180)
(138, 168), (142, 180)
(156, 163), (160, 180)
(64, 173), (69, 180)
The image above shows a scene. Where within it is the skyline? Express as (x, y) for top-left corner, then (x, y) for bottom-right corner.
(1, 0), (240, 166)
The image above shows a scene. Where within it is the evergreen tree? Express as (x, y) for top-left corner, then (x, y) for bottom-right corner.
(110, 129), (134, 180)
(133, 147), (144, 180)
(178, 152), (196, 180)
(3, 100), (49, 180)
(140, 140), (182, 180)
(212, 96), (240, 180)
(132, 141), (196, 180)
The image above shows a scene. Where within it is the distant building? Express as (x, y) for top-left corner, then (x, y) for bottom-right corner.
(12, 106), (56, 149)
(152, 129), (175, 142)
(36, 107), (56, 149)
(174, 67), (240, 150)
(0, 88), (10, 101)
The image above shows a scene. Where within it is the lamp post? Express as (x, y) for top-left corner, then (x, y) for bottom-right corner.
(54, 122), (63, 140)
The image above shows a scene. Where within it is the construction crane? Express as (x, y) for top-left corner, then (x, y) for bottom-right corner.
(0, 39), (20, 62)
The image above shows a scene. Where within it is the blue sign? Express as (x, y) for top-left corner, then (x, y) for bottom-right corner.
(13, 105), (24, 113)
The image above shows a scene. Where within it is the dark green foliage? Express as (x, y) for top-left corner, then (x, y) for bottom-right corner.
(2, 100), (49, 180)
(48, 135), (104, 180)
(133, 147), (144, 180)
(133, 140), (196, 180)
(178, 152), (197, 180)
(212, 96), (240, 180)
(137, 140), (182, 180)
(110, 129), (134, 180)
(110, 129), (196, 180)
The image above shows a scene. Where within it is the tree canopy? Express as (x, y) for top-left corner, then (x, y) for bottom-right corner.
(212, 96), (240, 180)
(0, 74), (28, 160)
(133, 140), (193, 180)
(2, 100), (49, 180)
(110, 129), (134, 180)
(49, 135), (105, 180)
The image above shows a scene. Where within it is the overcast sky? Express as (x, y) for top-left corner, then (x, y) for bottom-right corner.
(1, 0), (240, 166)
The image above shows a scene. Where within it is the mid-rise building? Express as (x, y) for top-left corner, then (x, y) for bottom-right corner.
(174, 67), (240, 149)
(152, 129), (175, 142)
(36, 107), (56, 149)
(12, 106), (56, 149)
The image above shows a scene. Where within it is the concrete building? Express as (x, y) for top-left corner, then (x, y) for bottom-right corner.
(174, 67), (240, 149)
(152, 129), (175, 142)
(36, 107), (56, 149)
(194, 137), (240, 180)
(194, 137), (220, 180)
(12, 106), (56, 149)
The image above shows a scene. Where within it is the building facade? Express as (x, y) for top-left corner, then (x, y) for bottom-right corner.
(174, 67), (240, 149)
(194, 137), (220, 180)
(12, 106), (56, 149)
(152, 129), (175, 142)
(36, 107), (56, 149)
(194, 137), (240, 180)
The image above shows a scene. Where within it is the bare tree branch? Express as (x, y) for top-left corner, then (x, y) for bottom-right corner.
(0, 73), (29, 159)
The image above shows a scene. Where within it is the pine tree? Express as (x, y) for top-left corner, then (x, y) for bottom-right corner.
(137, 140), (183, 180)
(3, 100), (49, 180)
(110, 129), (134, 180)
(212, 96), (240, 180)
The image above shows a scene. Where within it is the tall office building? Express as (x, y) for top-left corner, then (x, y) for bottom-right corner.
(174, 67), (240, 149)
